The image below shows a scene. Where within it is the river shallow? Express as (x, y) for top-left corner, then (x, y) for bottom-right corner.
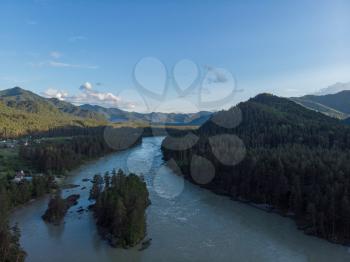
(10, 137), (350, 262)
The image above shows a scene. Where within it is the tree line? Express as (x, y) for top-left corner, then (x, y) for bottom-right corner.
(0, 175), (56, 262)
(19, 131), (142, 174)
(162, 94), (350, 244)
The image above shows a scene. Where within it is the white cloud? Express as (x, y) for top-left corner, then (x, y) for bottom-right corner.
(43, 82), (135, 110)
(50, 51), (62, 59)
(48, 61), (98, 69)
(77, 82), (122, 105)
(80, 82), (93, 91)
(42, 88), (69, 100)
(312, 82), (350, 95)
(29, 61), (98, 69)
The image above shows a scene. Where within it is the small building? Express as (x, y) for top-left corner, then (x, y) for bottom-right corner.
(13, 170), (25, 183)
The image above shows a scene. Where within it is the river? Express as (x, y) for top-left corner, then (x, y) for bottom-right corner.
(10, 137), (350, 262)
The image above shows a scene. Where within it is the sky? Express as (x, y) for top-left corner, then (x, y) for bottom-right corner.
(0, 0), (350, 112)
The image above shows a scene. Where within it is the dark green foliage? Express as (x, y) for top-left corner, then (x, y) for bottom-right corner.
(19, 136), (115, 173)
(162, 93), (350, 244)
(0, 172), (56, 260)
(89, 174), (103, 200)
(1, 175), (56, 207)
(0, 183), (26, 262)
(0, 87), (106, 138)
(42, 194), (80, 225)
(42, 195), (67, 225)
(19, 130), (142, 174)
(92, 170), (149, 248)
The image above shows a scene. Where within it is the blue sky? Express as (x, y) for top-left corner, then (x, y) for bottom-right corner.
(0, 0), (350, 112)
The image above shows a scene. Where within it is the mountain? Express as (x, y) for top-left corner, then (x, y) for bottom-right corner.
(0, 87), (106, 120)
(0, 87), (62, 115)
(342, 117), (350, 125)
(162, 93), (350, 244)
(48, 98), (106, 121)
(313, 82), (350, 96)
(79, 104), (130, 122)
(80, 104), (212, 125)
(0, 87), (211, 138)
(291, 90), (350, 119)
(0, 87), (106, 138)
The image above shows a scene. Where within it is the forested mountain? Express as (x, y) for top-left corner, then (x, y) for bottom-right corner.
(162, 93), (350, 244)
(80, 104), (212, 125)
(0, 87), (107, 138)
(0, 87), (106, 120)
(0, 87), (61, 114)
(0, 87), (210, 138)
(48, 98), (106, 121)
(291, 90), (350, 119)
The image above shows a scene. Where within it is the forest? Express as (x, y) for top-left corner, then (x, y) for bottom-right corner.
(0, 174), (57, 262)
(0, 127), (143, 261)
(90, 170), (150, 248)
(162, 94), (350, 244)
(19, 128), (142, 173)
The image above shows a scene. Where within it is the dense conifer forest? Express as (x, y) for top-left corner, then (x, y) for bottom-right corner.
(91, 170), (150, 248)
(0, 174), (56, 262)
(19, 129), (142, 173)
(162, 94), (350, 244)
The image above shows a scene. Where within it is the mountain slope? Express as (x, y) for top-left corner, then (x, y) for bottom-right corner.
(162, 93), (350, 244)
(0, 87), (62, 115)
(0, 87), (106, 121)
(0, 87), (106, 138)
(291, 90), (350, 119)
(49, 98), (106, 121)
(80, 104), (212, 125)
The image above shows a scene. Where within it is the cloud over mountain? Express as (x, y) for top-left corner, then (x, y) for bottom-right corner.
(43, 82), (135, 109)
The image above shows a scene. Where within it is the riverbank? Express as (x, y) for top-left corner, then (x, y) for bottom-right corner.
(10, 137), (350, 262)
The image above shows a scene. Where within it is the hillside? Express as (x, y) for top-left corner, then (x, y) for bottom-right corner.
(0, 87), (106, 138)
(162, 94), (350, 244)
(49, 98), (106, 121)
(343, 117), (350, 125)
(0, 87), (62, 115)
(80, 104), (212, 125)
(291, 90), (350, 119)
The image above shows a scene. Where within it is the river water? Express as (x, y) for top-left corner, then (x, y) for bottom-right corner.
(10, 137), (350, 262)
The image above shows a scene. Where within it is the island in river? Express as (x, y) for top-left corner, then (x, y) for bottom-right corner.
(90, 170), (150, 248)
(42, 194), (80, 225)
(10, 137), (350, 262)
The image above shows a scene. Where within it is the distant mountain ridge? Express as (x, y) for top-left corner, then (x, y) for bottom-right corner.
(312, 82), (350, 96)
(291, 90), (350, 120)
(0, 87), (213, 137)
(79, 103), (212, 125)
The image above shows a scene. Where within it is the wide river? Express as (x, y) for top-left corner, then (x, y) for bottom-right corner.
(11, 137), (350, 262)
